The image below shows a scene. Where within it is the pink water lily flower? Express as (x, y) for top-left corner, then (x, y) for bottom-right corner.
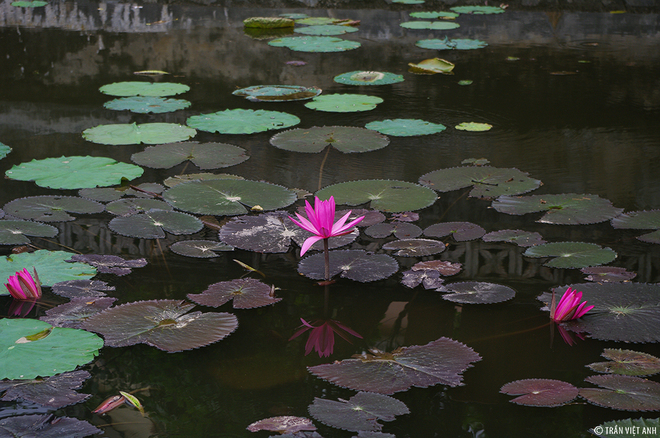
(289, 318), (362, 358)
(550, 287), (594, 322)
(289, 196), (364, 256)
(5, 268), (42, 300)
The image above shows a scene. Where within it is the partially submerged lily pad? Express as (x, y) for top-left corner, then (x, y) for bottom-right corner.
(316, 180), (437, 213)
(611, 210), (660, 243)
(99, 81), (190, 97)
(419, 166), (541, 198)
(382, 239), (446, 257)
(0, 370), (91, 408)
(416, 38), (487, 50)
(82, 300), (238, 352)
(365, 119), (446, 137)
(500, 379), (578, 407)
(299, 250), (398, 282)
(188, 278), (282, 309)
(523, 242), (617, 269)
(109, 209), (203, 239)
(270, 126), (389, 153)
(482, 229), (546, 247)
(131, 142), (249, 170)
(582, 266), (637, 282)
(400, 21), (460, 30)
(67, 254), (147, 276)
(579, 375), (660, 411)
(455, 122), (492, 131)
(0, 250), (96, 289)
(106, 198), (172, 216)
(305, 94), (383, 113)
(187, 109), (300, 134)
(269, 36), (361, 52)
(0, 220), (58, 245)
(587, 349), (660, 377)
(408, 58), (455, 74)
(440, 281), (516, 304)
(83, 123), (196, 145)
(364, 222), (422, 239)
(40, 297), (117, 329)
(104, 96), (191, 114)
(424, 221), (486, 242)
(333, 71), (404, 86)
(295, 24), (358, 36)
(169, 240), (234, 258)
(233, 85), (321, 102)
(3, 196), (104, 222)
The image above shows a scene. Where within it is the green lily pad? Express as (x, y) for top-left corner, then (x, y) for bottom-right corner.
(424, 221), (486, 241)
(400, 21), (460, 30)
(440, 281), (516, 304)
(270, 126), (389, 153)
(382, 239), (446, 257)
(451, 5), (506, 14)
(365, 119), (446, 137)
(482, 229), (546, 247)
(269, 36), (361, 52)
(109, 209), (203, 239)
(163, 179), (297, 215)
(0, 220), (58, 245)
(408, 58), (455, 74)
(419, 166), (542, 198)
(582, 267), (637, 282)
(163, 172), (244, 187)
(131, 142), (248, 170)
(6, 156), (144, 189)
(232, 85), (321, 102)
(83, 122), (196, 145)
(244, 27), (295, 40)
(592, 418), (660, 437)
(243, 17), (295, 28)
(11, 1), (47, 6)
(0, 319), (103, 379)
(4, 196), (105, 222)
(580, 375), (660, 411)
(316, 180), (437, 213)
(295, 17), (345, 25)
(458, 80), (473, 85)
(500, 379), (579, 407)
(295, 25), (358, 36)
(106, 198), (172, 216)
(334, 71), (404, 86)
(392, 0), (424, 3)
(99, 81), (189, 97)
(612, 210), (660, 243)
(188, 278), (282, 309)
(103, 96), (191, 113)
(455, 122), (492, 131)
(187, 109), (300, 134)
(587, 349), (660, 377)
(0, 143), (11, 159)
(409, 11), (459, 19)
(416, 38), (488, 50)
(298, 250), (399, 282)
(493, 193), (624, 225)
(523, 242), (616, 268)
(0, 250), (96, 290)
(305, 94), (383, 113)
(169, 240), (234, 258)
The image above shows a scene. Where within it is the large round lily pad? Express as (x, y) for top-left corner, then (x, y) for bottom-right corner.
(305, 94), (383, 113)
(424, 221), (486, 242)
(269, 36), (360, 52)
(104, 96), (191, 113)
(99, 81), (189, 97)
(187, 109), (300, 134)
(5, 156), (144, 189)
(365, 119), (446, 137)
(316, 180), (437, 213)
(440, 282), (516, 304)
(106, 198), (172, 216)
(419, 166), (541, 198)
(83, 123), (196, 145)
(188, 278), (282, 309)
(131, 142), (248, 170)
(0, 220), (58, 245)
(270, 126), (389, 153)
(333, 71), (404, 86)
(416, 38), (487, 50)
(232, 85), (321, 102)
(109, 209), (203, 239)
(0, 250), (96, 290)
(4, 196), (105, 222)
(587, 349), (660, 377)
(169, 240), (234, 258)
(298, 250), (398, 282)
(500, 379), (578, 407)
(579, 375), (660, 411)
(400, 21), (460, 30)
(523, 242), (617, 269)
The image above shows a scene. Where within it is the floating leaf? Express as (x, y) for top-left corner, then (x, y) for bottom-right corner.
(0, 143), (11, 159)
(316, 180), (437, 213)
(333, 71), (404, 86)
(169, 240), (234, 258)
(392, 0), (424, 3)
(163, 172), (244, 188)
(424, 222), (486, 242)
(295, 17), (344, 25)
(416, 38), (487, 50)
(0, 370), (91, 408)
(308, 337), (481, 394)
(188, 278), (282, 309)
(269, 36), (360, 52)
(3, 196), (104, 222)
(458, 80), (473, 86)
(582, 266), (637, 282)
(99, 81), (189, 97)
(163, 179), (297, 216)
(364, 222), (422, 239)
(82, 300), (238, 352)
(493, 194), (624, 225)
(419, 166), (542, 198)
(347, 209), (386, 227)
(11, 1), (48, 6)
(0, 250), (96, 290)
(401, 270), (445, 289)
(611, 210), (660, 243)
(305, 94), (383, 113)
(580, 375), (660, 411)
(391, 212), (419, 222)
(365, 119), (446, 137)
(131, 142), (248, 170)
(500, 379), (578, 407)
(455, 122), (492, 131)
(109, 209), (203, 239)
(51, 280), (115, 299)
(0, 220), (58, 245)
(408, 58), (455, 74)
(592, 417), (660, 437)
(440, 281), (516, 304)
(409, 11), (458, 19)
(299, 250), (398, 282)
(451, 5), (505, 14)
(482, 229), (546, 247)
(295, 24), (358, 35)
(587, 349), (660, 376)
(382, 239), (446, 257)
(6, 156), (144, 189)
(0, 319), (103, 379)
(270, 126), (389, 154)
(187, 109), (300, 134)
(232, 85), (321, 102)
(78, 187), (124, 202)
(524, 242), (616, 269)
(247, 416), (316, 433)
(308, 392), (409, 432)
(67, 254), (147, 276)
(83, 123), (196, 145)
(412, 260), (462, 275)
(0, 414), (102, 438)
(243, 17), (295, 28)
(400, 21), (460, 30)
(106, 198), (172, 216)
(104, 96), (190, 113)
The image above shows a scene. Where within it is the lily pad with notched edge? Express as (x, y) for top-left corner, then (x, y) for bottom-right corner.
(408, 58), (455, 74)
(316, 180), (438, 213)
(419, 166), (541, 198)
(82, 300), (238, 352)
(0, 220), (58, 245)
(524, 242), (616, 269)
(270, 126), (389, 154)
(0, 414), (102, 438)
(365, 119), (446, 137)
(416, 38), (487, 50)
(382, 239), (446, 257)
(169, 240), (234, 258)
(299, 250), (398, 282)
(580, 375), (660, 411)
(400, 21), (460, 30)
(83, 123), (196, 145)
(188, 278), (282, 309)
(0, 370), (91, 408)
(51, 280), (115, 299)
(106, 198), (172, 216)
(305, 94), (383, 113)
(440, 281), (516, 304)
(269, 36), (361, 52)
(67, 254), (147, 276)
(0, 250), (96, 290)
(233, 85), (321, 102)
(163, 179), (297, 216)
(587, 349), (660, 377)
(611, 210), (660, 243)
(308, 392), (409, 432)
(131, 142), (249, 170)
(365, 222), (422, 239)
(3, 196), (104, 222)
(109, 209), (203, 239)
(493, 194), (624, 225)
(482, 229), (546, 247)
(187, 109), (300, 134)
(104, 96), (191, 113)
(333, 71), (404, 86)
(0, 319), (103, 379)
(592, 418), (660, 437)
(451, 5), (505, 14)
(500, 379), (578, 407)
(295, 25), (358, 35)
(308, 337), (481, 394)
(40, 297), (117, 329)
(582, 267), (637, 282)
(247, 416), (316, 434)
(6, 156), (144, 189)
(424, 222), (486, 242)
(99, 81), (189, 97)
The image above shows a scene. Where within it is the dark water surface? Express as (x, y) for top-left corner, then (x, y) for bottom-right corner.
(1, 2), (660, 437)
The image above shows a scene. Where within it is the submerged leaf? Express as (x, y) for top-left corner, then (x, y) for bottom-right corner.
(419, 166), (541, 198)
(364, 222), (422, 239)
(587, 349), (660, 376)
(188, 278), (281, 309)
(440, 282), (516, 304)
(580, 375), (660, 411)
(500, 379), (578, 407)
(524, 242), (617, 269)
(83, 123), (196, 145)
(187, 109), (300, 134)
(416, 38), (487, 50)
(270, 126), (389, 153)
(401, 270), (445, 289)
(305, 94), (383, 113)
(299, 250), (398, 282)
(582, 267), (637, 282)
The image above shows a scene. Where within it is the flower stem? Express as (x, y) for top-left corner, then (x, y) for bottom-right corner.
(323, 238), (330, 281)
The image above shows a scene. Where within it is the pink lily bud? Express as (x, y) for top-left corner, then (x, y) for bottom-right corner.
(550, 287), (594, 322)
(5, 268), (42, 300)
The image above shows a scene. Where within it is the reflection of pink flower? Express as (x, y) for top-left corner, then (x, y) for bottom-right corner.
(289, 318), (362, 358)
(5, 268), (42, 300)
(550, 287), (593, 322)
(556, 324), (586, 347)
(289, 196), (364, 256)
(8, 299), (37, 317)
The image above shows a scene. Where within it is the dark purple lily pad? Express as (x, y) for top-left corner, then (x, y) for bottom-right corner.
(247, 416), (316, 434)
(391, 212), (419, 222)
(0, 414), (102, 438)
(298, 250), (398, 282)
(353, 433), (396, 438)
(3, 196), (105, 222)
(109, 209), (203, 239)
(424, 222), (486, 242)
(78, 187), (125, 202)
(131, 142), (249, 170)
(401, 269), (445, 289)
(307, 337), (481, 394)
(500, 379), (579, 407)
(0, 370), (91, 408)
(440, 282), (516, 304)
(169, 240), (234, 258)
(308, 392), (409, 432)
(106, 198), (173, 216)
(582, 267), (637, 282)
(579, 375), (660, 411)
(40, 297), (117, 329)
(0, 220), (59, 245)
(411, 260), (462, 276)
(587, 349), (660, 377)
(482, 229), (546, 247)
(82, 300), (238, 352)
(51, 280), (115, 299)
(345, 209), (386, 227)
(365, 222), (422, 239)
(188, 278), (281, 309)
(382, 239), (446, 257)
(419, 166), (541, 198)
(67, 254), (147, 276)
(270, 126), (389, 154)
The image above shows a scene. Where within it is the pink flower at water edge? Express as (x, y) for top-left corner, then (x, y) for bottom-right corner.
(5, 268), (42, 300)
(288, 196), (364, 256)
(289, 318), (362, 358)
(550, 287), (594, 322)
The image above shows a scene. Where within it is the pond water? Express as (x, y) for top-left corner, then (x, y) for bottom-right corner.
(1, 1), (660, 437)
